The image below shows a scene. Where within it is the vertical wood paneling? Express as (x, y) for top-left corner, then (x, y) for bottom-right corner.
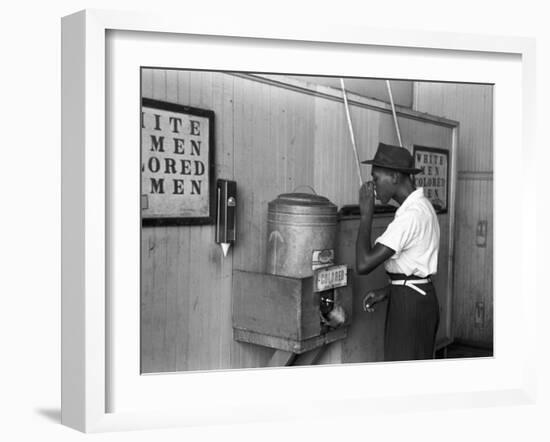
(452, 180), (493, 343)
(377, 112), (400, 147)
(416, 82), (493, 346)
(312, 95), (330, 197)
(186, 70), (219, 370)
(160, 58), (182, 373)
(149, 229), (166, 372)
(352, 104), (380, 198)
(174, 225), (191, 372)
(253, 80), (270, 274)
(140, 234), (154, 373)
(235, 79), (273, 368)
(272, 84), (286, 193)
(141, 69), (153, 98)
(173, 70), (192, 371)
(234, 76), (258, 271)
(231, 77), (274, 368)
(163, 226), (179, 371)
(150, 69), (169, 373)
(231, 76), (247, 276)
(214, 72), (234, 369)
(416, 83), (492, 171)
(313, 94), (380, 207)
(296, 91), (315, 188)
(286, 88), (298, 192)
(140, 69), (154, 373)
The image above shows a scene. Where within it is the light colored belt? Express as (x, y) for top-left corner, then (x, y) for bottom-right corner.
(390, 278), (430, 295)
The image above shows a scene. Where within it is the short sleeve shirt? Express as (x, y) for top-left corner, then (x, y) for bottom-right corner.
(374, 188), (440, 277)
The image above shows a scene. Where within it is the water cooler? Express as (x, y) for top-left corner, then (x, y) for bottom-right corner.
(232, 192), (353, 358)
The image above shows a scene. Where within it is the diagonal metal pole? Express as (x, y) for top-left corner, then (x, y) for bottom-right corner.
(385, 80), (403, 147)
(340, 78), (363, 186)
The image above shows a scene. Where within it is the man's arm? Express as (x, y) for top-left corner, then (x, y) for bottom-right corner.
(355, 181), (395, 275)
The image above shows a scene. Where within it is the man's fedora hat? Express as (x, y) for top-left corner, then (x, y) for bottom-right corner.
(362, 142), (422, 175)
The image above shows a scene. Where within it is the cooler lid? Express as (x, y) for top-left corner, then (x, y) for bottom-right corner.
(272, 192), (336, 208)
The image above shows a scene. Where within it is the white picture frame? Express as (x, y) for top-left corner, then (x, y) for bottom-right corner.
(61, 9), (537, 433)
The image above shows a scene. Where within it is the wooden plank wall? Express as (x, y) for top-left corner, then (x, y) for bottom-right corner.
(415, 83), (493, 346)
(141, 70), (457, 373)
(141, 69), (318, 372)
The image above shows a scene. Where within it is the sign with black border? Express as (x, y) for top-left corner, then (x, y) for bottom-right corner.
(141, 98), (215, 226)
(413, 145), (449, 214)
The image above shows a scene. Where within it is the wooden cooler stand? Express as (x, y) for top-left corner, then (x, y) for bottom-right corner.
(232, 268), (353, 367)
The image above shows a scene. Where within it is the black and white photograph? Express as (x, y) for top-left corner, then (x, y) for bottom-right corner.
(3, 0), (547, 440)
(140, 69), (493, 373)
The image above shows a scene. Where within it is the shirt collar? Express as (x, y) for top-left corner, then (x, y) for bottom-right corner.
(395, 188), (424, 215)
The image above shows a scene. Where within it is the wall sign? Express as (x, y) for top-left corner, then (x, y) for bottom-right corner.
(141, 98), (215, 225)
(413, 145), (449, 213)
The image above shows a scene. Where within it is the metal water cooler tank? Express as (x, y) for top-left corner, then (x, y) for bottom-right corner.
(266, 192), (337, 278)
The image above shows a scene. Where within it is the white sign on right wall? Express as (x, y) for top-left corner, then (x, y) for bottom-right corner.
(413, 145), (449, 213)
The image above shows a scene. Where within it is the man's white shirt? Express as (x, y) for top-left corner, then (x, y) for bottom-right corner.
(374, 188), (440, 277)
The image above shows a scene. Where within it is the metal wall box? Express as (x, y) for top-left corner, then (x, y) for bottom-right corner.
(232, 269), (352, 354)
